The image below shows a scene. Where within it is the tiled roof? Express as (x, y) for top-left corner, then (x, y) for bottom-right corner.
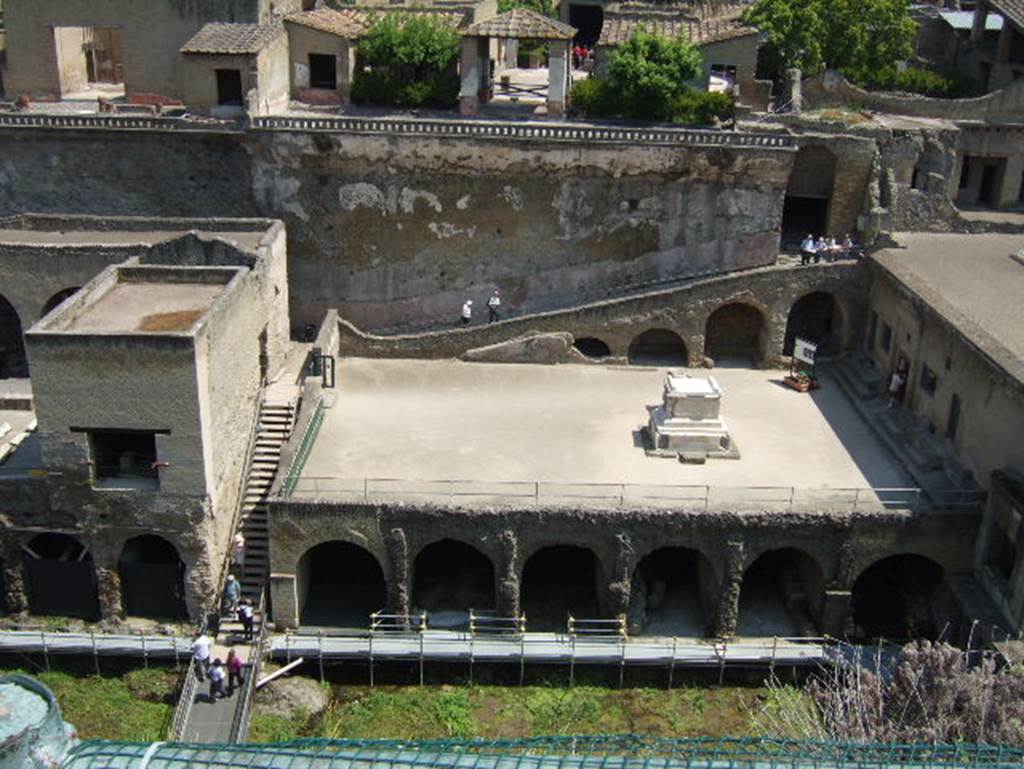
(180, 23), (282, 54)
(465, 9), (576, 39)
(598, 13), (757, 46)
(988, 0), (1024, 30)
(285, 7), (466, 39)
(284, 8), (368, 39)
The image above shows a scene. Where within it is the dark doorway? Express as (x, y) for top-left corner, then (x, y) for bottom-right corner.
(781, 146), (837, 247)
(41, 287), (81, 318)
(852, 555), (945, 641)
(0, 293), (27, 379)
(737, 549), (821, 637)
(573, 337), (611, 359)
(0, 557), (7, 615)
(784, 292), (841, 356)
(704, 303), (764, 363)
(569, 4), (604, 47)
(23, 533), (100, 620)
(946, 393), (961, 441)
(781, 197), (829, 246)
(308, 53), (337, 90)
(979, 163), (1000, 207)
(630, 547), (714, 637)
(413, 539), (494, 626)
(216, 68), (244, 106)
(628, 329), (688, 366)
(521, 546), (601, 631)
(297, 541), (386, 628)
(118, 535), (187, 619)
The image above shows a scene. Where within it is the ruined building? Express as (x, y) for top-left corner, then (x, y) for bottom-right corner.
(0, 0), (1022, 645)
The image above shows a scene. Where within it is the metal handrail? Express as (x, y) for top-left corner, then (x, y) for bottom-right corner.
(281, 397), (326, 496)
(229, 588), (267, 743)
(168, 659), (199, 740)
(284, 477), (981, 512)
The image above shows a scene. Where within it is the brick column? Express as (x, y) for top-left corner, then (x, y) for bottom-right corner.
(385, 528), (410, 617)
(270, 573), (299, 629)
(497, 529), (521, 618)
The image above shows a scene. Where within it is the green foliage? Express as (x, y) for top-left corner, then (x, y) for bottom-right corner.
(497, 0), (557, 16)
(352, 14), (460, 108)
(607, 28), (703, 119)
(743, 0), (916, 80)
(850, 66), (984, 98)
(432, 690), (475, 737)
(570, 28), (730, 125)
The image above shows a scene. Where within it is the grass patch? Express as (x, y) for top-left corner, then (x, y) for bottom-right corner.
(249, 682), (803, 742)
(0, 665), (178, 740)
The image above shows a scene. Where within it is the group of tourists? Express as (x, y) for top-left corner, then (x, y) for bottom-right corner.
(188, 633), (246, 701)
(799, 233), (857, 265)
(460, 289), (503, 326)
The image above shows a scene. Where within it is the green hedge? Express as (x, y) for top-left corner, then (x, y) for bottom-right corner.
(350, 69), (459, 108)
(571, 77), (733, 126)
(849, 66), (984, 99)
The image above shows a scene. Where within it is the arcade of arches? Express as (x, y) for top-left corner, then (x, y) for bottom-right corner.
(22, 533), (99, 620)
(118, 535), (187, 620)
(704, 303), (766, 364)
(784, 292), (842, 357)
(268, 534), (957, 642)
(628, 328), (688, 366)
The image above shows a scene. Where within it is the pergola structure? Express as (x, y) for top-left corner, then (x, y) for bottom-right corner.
(459, 9), (577, 117)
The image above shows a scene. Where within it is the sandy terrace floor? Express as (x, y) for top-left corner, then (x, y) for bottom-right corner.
(296, 359), (912, 504)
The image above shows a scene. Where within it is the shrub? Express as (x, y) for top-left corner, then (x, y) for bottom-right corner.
(669, 90), (733, 125)
(850, 66), (984, 98)
(351, 13), (459, 108)
(571, 76), (733, 126)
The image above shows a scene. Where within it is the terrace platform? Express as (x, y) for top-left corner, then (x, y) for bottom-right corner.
(293, 358), (913, 507)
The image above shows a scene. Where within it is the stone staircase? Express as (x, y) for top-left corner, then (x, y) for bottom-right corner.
(237, 400), (296, 601)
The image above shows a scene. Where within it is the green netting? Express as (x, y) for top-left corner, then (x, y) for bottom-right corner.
(63, 736), (1024, 769)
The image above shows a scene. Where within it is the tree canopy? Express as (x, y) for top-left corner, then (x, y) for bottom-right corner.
(743, 0), (916, 79)
(606, 28), (704, 119)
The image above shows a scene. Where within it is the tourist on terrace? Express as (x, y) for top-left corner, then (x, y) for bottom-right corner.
(190, 631), (211, 681)
(488, 290), (501, 323)
(460, 299), (473, 326)
(231, 533), (245, 569)
(826, 236), (838, 262)
(208, 659), (226, 700)
(842, 233), (856, 258)
(814, 235), (829, 263)
(800, 234), (816, 265)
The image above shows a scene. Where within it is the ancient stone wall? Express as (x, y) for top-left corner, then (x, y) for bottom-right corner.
(267, 497), (980, 634)
(334, 261), (867, 366)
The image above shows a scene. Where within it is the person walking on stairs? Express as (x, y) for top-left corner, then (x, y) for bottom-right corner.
(239, 597), (255, 641)
(487, 290), (501, 323)
(226, 649), (244, 695)
(208, 658), (226, 700)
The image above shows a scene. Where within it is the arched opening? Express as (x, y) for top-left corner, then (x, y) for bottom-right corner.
(569, 4), (603, 47)
(40, 287), (81, 319)
(118, 535), (187, 620)
(781, 146), (836, 247)
(296, 541), (386, 628)
(412, 539), (495, 627)
(784, 291), (842, 357)
(852, 555), (946, 641)
(573, 337), (611, 359)
(629, 547), (715, 637)
(628, 329), (688, 366)
(704, 303), (765, 364)
(521, 545), (601, 631)
(22, 533), (99, 620)
(0, 293), (27, 379)
(737, 548), (822, 637)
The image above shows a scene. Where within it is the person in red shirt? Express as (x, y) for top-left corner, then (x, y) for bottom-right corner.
(226, 648), (245, 695)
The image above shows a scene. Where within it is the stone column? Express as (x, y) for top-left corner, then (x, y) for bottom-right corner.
(270, 573), (299, 629)
(608, 534), (636, 618)
(96, 565), (124, 622)
(971, 2), (989, 43)
(385, 528), (410, 617)
(497, 530), (520, 618)
(713, 541), (745, 638)
(459, 36), (481, 115)
(785, 68), (802, 113)
(546, 41), (569, 117)
(996, 154), (1024, 209)
(1, 543), (28, 614)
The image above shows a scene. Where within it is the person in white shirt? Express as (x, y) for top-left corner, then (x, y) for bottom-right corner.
(208, 658), (226, 700)
(487, 290), (501, 324)
(231, 533), (245, 569)
(800, 234), (816, 266)
(460, 300), (472, 326)
(826, 236), (838, 262)
(814, 236), (828, 263)
(191, 632), (211, 680)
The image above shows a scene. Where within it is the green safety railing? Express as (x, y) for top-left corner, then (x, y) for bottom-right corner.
(63, 736), (1024, 769)
(281, 398), (326, 497)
